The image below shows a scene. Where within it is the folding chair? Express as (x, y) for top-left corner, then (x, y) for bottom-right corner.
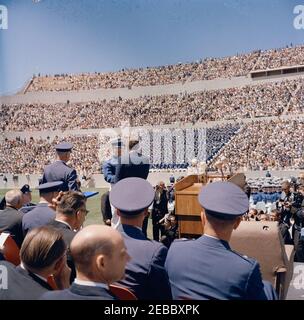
(109, 284), (137, 300)
(0, 232), (20, 266)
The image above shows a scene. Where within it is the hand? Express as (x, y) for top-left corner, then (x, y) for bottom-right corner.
(105, 219), (111, 226)
(53, 259), (71, 290)
(48, 191), (64, 211)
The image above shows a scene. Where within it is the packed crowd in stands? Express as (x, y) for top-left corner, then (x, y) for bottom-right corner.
(0, 135), (100, 175)
(26, 44), (304, 92)
(212, 119), (304, 172)
(253, 45), (304, 70)
(1, 79), (299, 132)
(287, 78), (304, 114)
(3, 119), (304, 175)
(0, 124), (240, 174)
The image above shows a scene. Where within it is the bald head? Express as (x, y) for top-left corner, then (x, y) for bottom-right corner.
(5, 190), (23, 209)
(71, 225), (121, 258)
(70, 225), (129, 283)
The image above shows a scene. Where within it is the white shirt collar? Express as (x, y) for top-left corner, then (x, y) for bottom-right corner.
(20, 262), (48, 283)
(74, 278), (108, 289)
(55, 219), (72, 230)
(204, 234), (220, 241)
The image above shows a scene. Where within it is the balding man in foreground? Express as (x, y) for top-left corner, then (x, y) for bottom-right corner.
(165, 181), (277, 300)
(41, 225), (130, 300)
(0, 190), (24, 247)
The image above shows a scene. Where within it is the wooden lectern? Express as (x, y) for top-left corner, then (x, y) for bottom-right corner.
(175, 173), (246, 238)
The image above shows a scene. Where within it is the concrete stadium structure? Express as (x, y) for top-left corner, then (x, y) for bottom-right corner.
(1, 67), (304, 188)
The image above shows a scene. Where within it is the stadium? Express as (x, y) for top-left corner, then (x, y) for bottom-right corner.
(1, 0), (304, 303)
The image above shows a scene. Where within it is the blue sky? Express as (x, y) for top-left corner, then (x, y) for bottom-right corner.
(0, 0), (303, 95)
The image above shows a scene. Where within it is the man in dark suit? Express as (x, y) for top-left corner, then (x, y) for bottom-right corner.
(100, 191), (112, 226)
(0, 226), (70, 300)
(152, 181), (168, 241)
(0, 190), (24, 247)
(114, 139), (150, 233)
(102, 138), (124, 229)
(102, 138), (124, 186)
(42, 142), (80, 192)
(47, 191), (88, 281)
(22, 181), (63, 236)
(114, 139), (150, 183)
(110, 177), (172, 300)
(165, 181), (277, 300)
(41, 225), (130, 300)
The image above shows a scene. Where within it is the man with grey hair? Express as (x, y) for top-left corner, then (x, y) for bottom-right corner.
(0, 190), (24, 247)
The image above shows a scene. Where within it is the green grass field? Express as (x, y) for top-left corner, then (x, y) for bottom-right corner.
(0, 188), (107, 226)
(0, 188), (153, 238)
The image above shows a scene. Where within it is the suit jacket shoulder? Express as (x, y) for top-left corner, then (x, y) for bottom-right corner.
(0, 207), (24, 247)
(40, 283), (117, 300)
(117, 225), (171, 299)
(0, 262), (52, 300)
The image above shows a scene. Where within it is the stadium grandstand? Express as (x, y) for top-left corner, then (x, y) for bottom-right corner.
(4, 0), (304, 303)
(1, 44), (304, 186)
(1, 41), (304, 301)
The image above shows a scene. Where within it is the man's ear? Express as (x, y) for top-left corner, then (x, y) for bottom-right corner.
(233, 216), (242, 230)
(76, 211), (81, 220)
(96, 254), (105, 271)
(53, 255), (65, 273)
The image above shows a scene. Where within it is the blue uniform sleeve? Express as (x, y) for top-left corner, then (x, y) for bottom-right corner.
(67, 169), (80, 191)
(103, 161), (116, 184)
(148, 245), (172, 300)
(245, 261), (276, 300)
(114, 162), (123, 184)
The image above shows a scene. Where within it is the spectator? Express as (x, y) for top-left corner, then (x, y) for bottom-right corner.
(41, 225), (130, 300)
(0, 226), (70, 300)
(0, 190), (24, 247)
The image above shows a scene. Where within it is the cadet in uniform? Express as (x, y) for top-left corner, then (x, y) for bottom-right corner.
(102, 138), (123, 228)
(22, 181), (63, 236)
(110, 177), (172, 300)
(20, 184), (36, 214)
(102, 138), (124, 186)
(165, 181), (277, 300)
(42, 142), (80, 192)
(1, 184), (36, 212)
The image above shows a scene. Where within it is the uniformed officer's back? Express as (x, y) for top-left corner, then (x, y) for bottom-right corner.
(42, 142), (79, 191)
(110, 177), (172, 300)
(167, 236), (266, 300)
(22, 181), (63, 236)
(165, 181), (277, 300)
